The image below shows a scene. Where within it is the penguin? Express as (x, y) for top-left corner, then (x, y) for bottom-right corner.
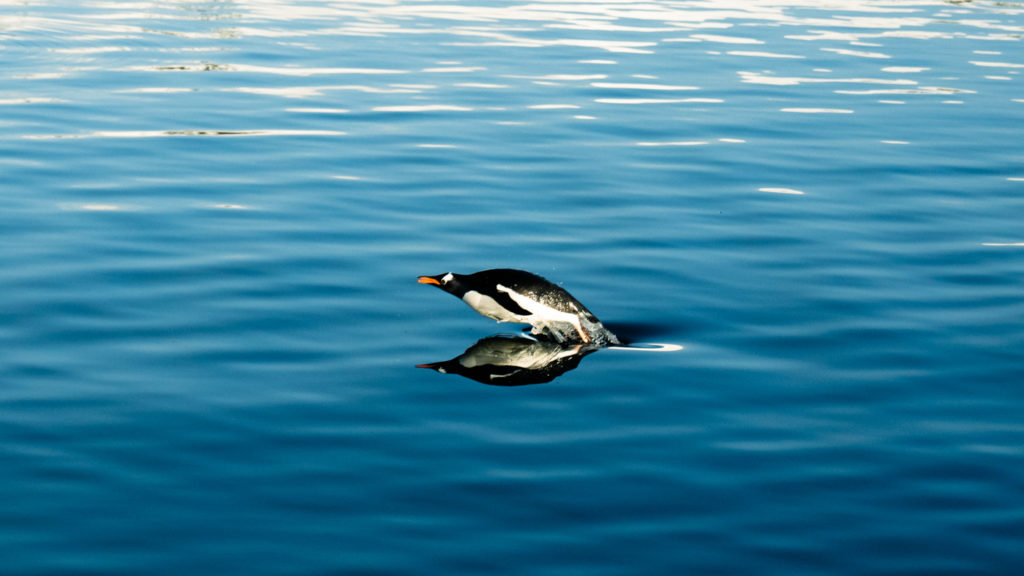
(417, 268), (620, 346)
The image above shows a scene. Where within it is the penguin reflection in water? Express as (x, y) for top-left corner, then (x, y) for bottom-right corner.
(417, 268), (621, 346)
(418, 335), (596, 387)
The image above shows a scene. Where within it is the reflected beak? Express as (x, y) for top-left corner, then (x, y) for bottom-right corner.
(418, 276), (441, 285)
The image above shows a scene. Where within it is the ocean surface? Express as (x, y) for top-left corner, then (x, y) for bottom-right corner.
(2, 0), (1024, 573)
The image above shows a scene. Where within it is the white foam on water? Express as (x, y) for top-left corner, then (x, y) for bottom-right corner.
(607, 343), (684, 352)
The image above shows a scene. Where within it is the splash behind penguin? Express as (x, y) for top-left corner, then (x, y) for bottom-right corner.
(417, 268), (621, 347)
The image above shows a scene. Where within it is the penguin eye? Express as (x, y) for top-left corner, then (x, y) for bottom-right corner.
(441, 273), (454, 284)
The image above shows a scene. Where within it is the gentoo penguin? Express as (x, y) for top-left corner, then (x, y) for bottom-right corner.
(417, 268), (620, 346)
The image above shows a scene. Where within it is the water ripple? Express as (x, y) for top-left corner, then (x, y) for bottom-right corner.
(3, 1), (1024, 575)
(23, 129), (344, 140)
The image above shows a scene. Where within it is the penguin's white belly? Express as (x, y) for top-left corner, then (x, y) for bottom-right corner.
(462, 290), (525, 323)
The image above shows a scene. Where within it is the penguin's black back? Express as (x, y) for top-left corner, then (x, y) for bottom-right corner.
(466, 269), (598, 320)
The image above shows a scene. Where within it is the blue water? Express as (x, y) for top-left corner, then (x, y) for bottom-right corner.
(3, 1), (1024, 573)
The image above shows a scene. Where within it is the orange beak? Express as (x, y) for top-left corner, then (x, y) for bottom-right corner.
(417, 276), (441, 285)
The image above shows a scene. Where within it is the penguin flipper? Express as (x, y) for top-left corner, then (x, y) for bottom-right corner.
(490, 290), (532, 317)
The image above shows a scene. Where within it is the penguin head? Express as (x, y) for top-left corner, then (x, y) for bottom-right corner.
(417, 272), (467, 297)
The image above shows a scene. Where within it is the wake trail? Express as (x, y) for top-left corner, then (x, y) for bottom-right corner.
(606, 343), (684, 352)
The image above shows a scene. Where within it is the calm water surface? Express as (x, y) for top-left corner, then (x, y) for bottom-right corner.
(2, 1), (1024, 573)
